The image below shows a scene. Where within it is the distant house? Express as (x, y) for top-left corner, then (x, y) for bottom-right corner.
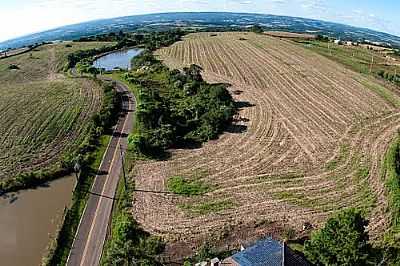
(222, 238), (311, 266)
(334, 39), (341, 45)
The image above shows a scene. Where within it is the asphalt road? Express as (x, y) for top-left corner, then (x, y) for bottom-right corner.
(67, 77), (135, 266)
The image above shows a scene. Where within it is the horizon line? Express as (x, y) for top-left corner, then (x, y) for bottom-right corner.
(1, 11), (399, 46)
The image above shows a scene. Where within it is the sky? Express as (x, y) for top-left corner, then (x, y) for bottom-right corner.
(0, 0), (399, 42)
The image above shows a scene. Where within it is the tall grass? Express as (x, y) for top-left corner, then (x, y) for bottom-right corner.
(383, 135), (400, 243)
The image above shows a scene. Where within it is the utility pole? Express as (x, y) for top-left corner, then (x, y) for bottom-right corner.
(369, 54), (374, 73)
(328, 42), (332, 56)
(74, 161), (81, 182)
(119, 144), (127, 190)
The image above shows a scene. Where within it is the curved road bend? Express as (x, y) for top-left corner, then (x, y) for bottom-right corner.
(67, 77), (135, 266)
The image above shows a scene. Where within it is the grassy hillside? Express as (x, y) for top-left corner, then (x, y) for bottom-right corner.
(0, 42), (113, 188)
(294, 40), (400, 82)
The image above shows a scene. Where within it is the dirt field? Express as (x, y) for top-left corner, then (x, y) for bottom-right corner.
(133, 32), (400, 258)
(0, 42), (111, 182)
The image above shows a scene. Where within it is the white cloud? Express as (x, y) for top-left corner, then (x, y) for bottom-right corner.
(299, 0), (327, 14)
(228, 0), (253, 4)
(271, 0), (287, 4)
(335, 9), (395, 35)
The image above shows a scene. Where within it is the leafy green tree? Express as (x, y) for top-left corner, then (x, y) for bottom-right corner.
(183, 64), (203, 82)
(316, 34), (329, 42)
(76, 61), (89, 74)
(87, 66), (99, 78)
(250, 25), (264, 34)
(304, 208), (372, 266)
(123, 36), (234, 157)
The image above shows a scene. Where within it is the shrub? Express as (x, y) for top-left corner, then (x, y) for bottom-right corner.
(304, 208), (372, 266)
(250, 25), (263, 34)
(8, 64), (19, 70)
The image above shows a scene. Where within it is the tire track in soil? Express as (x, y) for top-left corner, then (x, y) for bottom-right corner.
(135, 32), (400, 260)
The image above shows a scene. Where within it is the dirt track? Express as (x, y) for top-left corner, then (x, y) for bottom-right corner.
(133, 32), (400, 258)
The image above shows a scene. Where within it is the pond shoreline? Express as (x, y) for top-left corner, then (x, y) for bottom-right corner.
(92, 46), (141, 60)
(93, 47), (143, 71)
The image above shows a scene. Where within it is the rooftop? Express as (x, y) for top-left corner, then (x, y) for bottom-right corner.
(222, 238), (311, 266)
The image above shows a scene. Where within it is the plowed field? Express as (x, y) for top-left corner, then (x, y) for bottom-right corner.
(134, 32), (400, 255)
(0, 42), (111, 182)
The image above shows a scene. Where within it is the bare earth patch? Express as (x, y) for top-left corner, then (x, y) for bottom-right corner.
(133, 32), (400, 259)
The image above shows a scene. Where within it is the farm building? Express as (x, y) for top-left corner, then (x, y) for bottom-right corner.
(221, 238), (311, 266)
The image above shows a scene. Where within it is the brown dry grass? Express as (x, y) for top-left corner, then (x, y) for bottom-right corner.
(133, 32), (400, 258)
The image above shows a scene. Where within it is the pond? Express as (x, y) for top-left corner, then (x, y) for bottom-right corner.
(93, 48), (143, 71)
(0, 176), (76, 266)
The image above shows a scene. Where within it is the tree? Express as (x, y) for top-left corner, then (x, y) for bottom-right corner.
(87, 66), (99, 78)
(304, 208), (371, 266)
(76, 61), (89, 75)
(183, 64), (203, 82)
(316, 34), (329, 42)
(250, 25), (263, 34)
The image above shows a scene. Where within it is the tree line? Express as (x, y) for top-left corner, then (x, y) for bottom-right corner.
(64, 29), (185, 71)
(378, 69), (400, 85)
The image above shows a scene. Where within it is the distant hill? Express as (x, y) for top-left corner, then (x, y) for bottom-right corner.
(1, 12), (400, 50)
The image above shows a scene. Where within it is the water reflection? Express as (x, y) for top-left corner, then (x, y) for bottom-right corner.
(93, 48), (143, 71)
(0, 176), (75, 266)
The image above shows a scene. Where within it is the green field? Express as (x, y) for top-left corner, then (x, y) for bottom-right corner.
(295, 40), (400, 79)
(0, 42), (113, 187)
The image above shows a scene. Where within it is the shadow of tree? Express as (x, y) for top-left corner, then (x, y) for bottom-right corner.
(235, 101), (256, 109)
(225, 124), (248, 134)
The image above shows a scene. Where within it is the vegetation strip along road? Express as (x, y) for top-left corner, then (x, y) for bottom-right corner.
(67, 78), (135, 266)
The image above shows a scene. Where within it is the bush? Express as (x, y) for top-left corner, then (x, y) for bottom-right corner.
(304, 208), (372, 266)
(101, 179), (164, 266)
(8, 64), (19, 70)
(250, 25), (263, 34)
(316, 35), (330, 42)
(383, 136), (400, 244)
